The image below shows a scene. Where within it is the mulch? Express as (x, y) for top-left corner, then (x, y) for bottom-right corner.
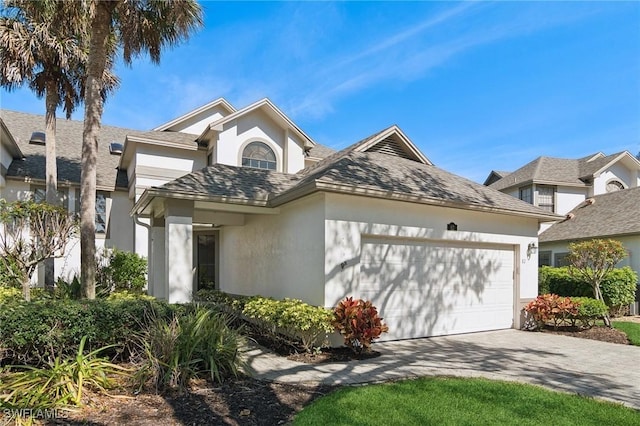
(541, 325), (630, 345)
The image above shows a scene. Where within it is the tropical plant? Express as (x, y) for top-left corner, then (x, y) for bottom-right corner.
(524, 294), (579, 330)
(0, 336), (129, 409)
(0, 200), (78, 300)
(571, 297), (608, 329)
(332, 297), (389, 354)
(133, 307), (242, 392)
(0, 1), (118, 291)
(567, 239), (628, 327)
(80, 0), (203, 299)
(97, 249), (147, 294)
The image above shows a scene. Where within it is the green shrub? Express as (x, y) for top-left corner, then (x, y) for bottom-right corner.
(0, 286), (22, 304)
(571, 297), (608, 328)
(97, 249), (147, 294)
(0, 298), (177, 365)
(538, 266), (637, 315)
(243, 297), (335, 353)
(107, 290), (155, 301)
(524, 294), (578, 330)
(133, 307), (242, 391)
(600, 268), (638, 316)
(0, 337), (130, 409)
(195, 289), (251, 312)
(332, 297), (389, 354)
(0, 256), (21, 288)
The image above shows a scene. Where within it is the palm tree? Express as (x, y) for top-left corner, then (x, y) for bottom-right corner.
(80, 0), (203, 299)
(0, 0), (86, 205)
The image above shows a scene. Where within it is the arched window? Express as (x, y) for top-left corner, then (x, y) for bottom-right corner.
(606, 180), (624, 193)
(241, 141), (277, 170)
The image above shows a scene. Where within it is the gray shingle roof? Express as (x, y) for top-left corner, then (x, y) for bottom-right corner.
(288, 151), (558, 217)
(0, 110), (200, 191)
(489, 152), (629, 191)
(539, 187), (640, 242)
(306, 144), (335, 159)
(1, 109), (133, 190)
(158, 163), (298, 203)
(149, 132), (560, 220)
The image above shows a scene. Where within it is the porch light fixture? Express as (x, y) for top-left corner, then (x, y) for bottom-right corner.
(447, 222), (458, 231)
(527, 242), (538, 258)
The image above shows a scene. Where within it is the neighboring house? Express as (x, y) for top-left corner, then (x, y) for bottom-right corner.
(538, 187), (640, 313)
(1, 98), (559, 341)
(485, 152), (640, 217)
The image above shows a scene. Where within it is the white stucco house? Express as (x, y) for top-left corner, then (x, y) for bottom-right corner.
(485, 151), (640, 262)
(1, 98), (560, 340)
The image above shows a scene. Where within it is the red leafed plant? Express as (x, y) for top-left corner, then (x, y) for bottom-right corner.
(332, 297), (389, 354)
(524, 294), (579, 330)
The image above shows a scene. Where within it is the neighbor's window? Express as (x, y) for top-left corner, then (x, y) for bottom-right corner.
(241, 141), (276, 170)
(554, 252), (570, 267)
(606, 180), (624, 193)
(31, 185), (69, 210)
(538, 251), (552, 267)
(519, 185), (533, 204)
(537, 185), (555, 212)
(95, 192), (107, 234)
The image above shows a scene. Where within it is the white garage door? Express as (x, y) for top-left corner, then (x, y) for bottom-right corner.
(359, 238), (515, 341)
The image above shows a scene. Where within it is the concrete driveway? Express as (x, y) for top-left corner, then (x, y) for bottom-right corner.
(242, 329), (640, 410)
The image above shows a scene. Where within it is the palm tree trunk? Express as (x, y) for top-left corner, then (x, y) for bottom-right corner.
(81, 1), (114, 300)
(44, 83), (59, 291)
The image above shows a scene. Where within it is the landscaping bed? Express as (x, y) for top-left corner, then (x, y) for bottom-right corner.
(541, 325), (630, 345)
(46, 378), (332, 426)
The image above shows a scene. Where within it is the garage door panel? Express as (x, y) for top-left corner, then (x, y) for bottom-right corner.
(359, 238), (514, 341)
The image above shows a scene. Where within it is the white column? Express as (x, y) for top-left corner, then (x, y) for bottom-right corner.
(164, 200), (194, 303)
(148, 216), (165, 299)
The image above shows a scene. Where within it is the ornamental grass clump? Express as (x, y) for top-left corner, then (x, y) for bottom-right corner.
(332, 297), (389, 354)
(0, 336), (129, 409)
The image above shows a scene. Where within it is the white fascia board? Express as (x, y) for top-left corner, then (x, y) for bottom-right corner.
(152, 98), (236, 131)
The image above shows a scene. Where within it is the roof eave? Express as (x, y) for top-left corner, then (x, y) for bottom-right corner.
(152, 98), (236, 131)
(271, 180), (562, 222)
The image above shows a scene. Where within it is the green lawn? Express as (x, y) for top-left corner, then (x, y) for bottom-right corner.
(613, 321), (640, 346)
(293, 377), (640, 426)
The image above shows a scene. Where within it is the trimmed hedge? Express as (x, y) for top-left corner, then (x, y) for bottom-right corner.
(0, 298), (179, 365)
(196, 290), (334, 352)
(538, 266), (638, 315)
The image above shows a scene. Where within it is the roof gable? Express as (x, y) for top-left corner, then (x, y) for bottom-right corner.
(152, 98), (236, 132)
(198, 98), (316, 149)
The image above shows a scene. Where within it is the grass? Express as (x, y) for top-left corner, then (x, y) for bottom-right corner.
(293, 377), (640, 426)
(612, 321), (640, 346)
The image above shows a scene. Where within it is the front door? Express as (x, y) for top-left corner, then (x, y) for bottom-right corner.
(196, 233), (218, 291)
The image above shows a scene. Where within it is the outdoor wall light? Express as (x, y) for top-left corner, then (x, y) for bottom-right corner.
(527, 242), (538, 257)
(447, 222), (458, 231)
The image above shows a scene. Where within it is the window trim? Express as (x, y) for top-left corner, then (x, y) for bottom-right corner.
(605, 179), (625, 193)
(519, 185), (533, 204)
(536, 185), (555, 213)
(238, 139), (280, 171)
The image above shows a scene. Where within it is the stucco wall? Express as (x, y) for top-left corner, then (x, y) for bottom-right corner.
(214, 109), (306, 173)
(218, 193), (326, 304)
(595, 163), (634, 194)
(323, 194), (541, 326)
(556, 186), (587, 215)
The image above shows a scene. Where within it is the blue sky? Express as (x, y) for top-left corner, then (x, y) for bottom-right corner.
(2, 1), (639, 183)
